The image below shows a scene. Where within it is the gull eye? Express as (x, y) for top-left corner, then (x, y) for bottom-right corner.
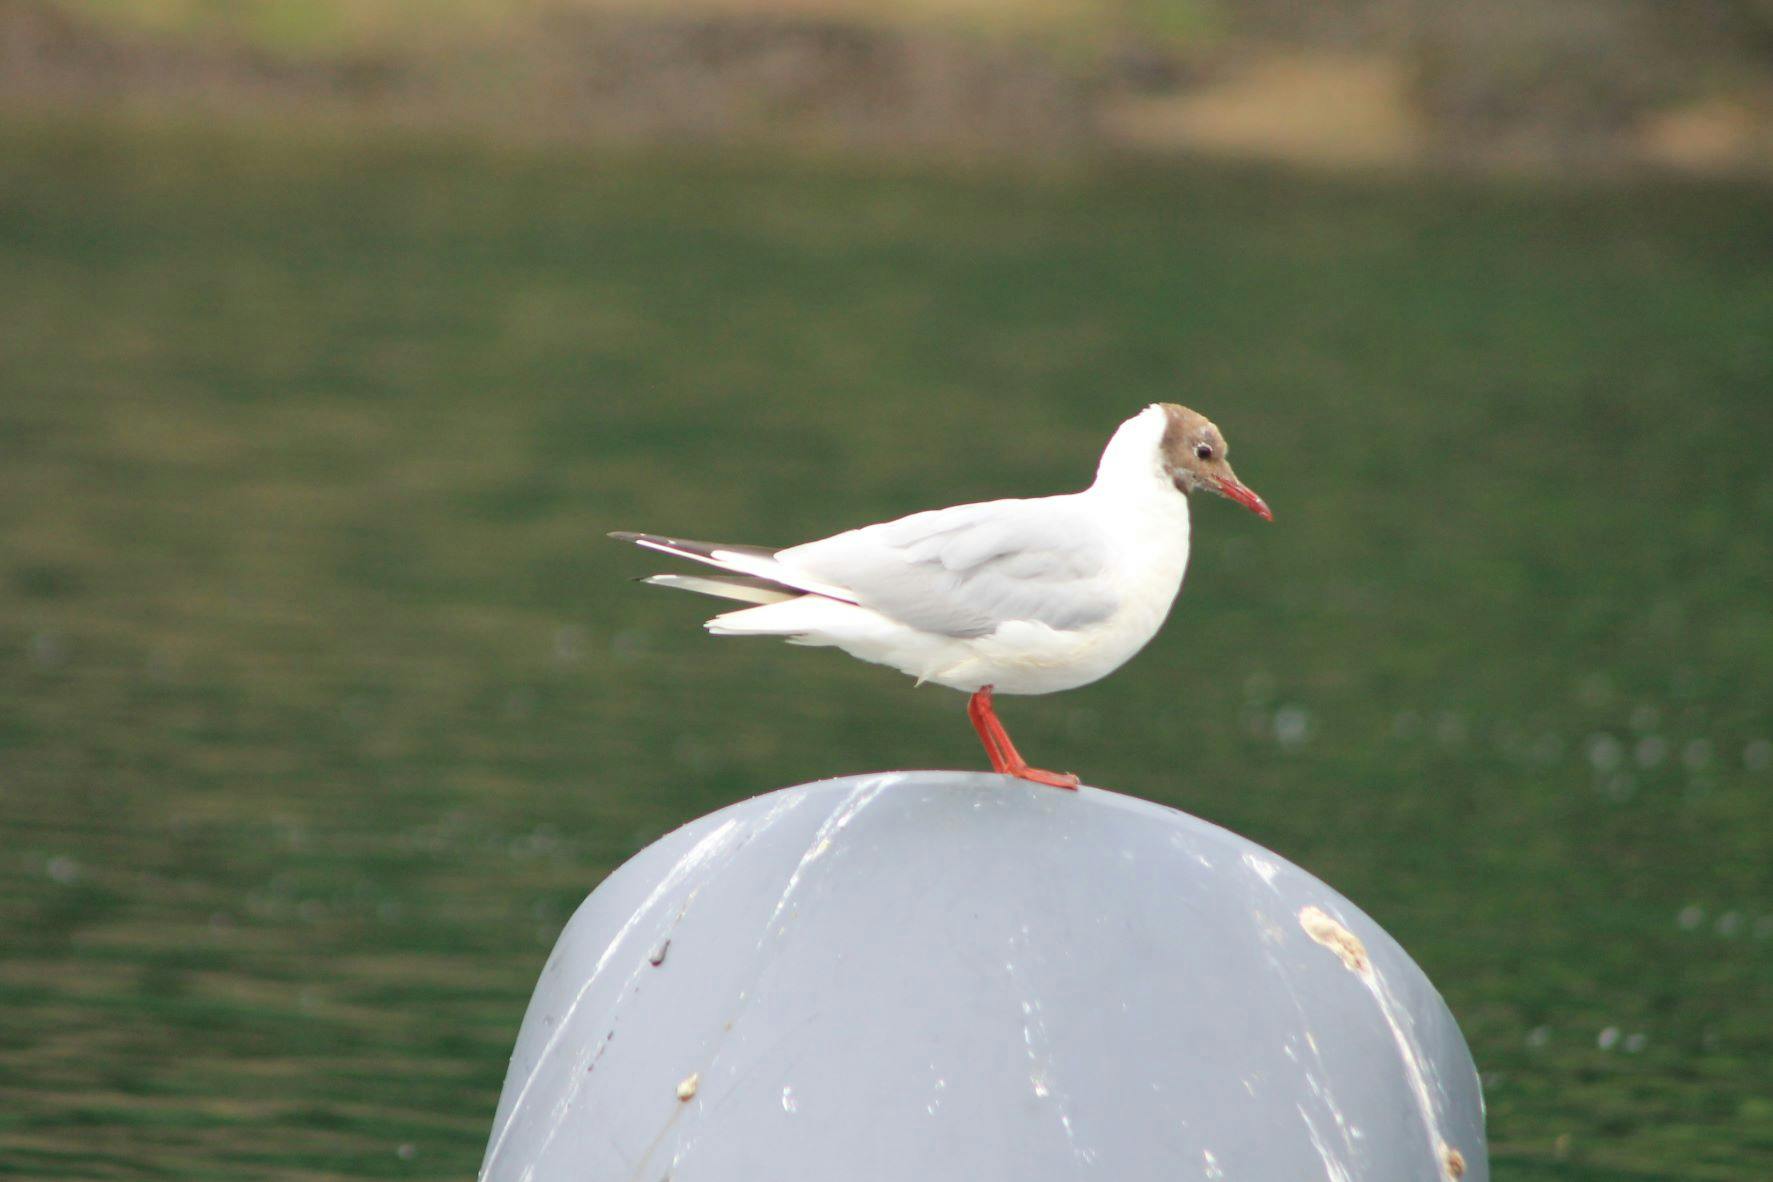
(1194, 443), (1214, 461)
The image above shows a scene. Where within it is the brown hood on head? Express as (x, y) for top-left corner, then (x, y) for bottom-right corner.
(1158, 403), (1272, 520)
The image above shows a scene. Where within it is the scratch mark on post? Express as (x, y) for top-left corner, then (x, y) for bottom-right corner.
(1297, 1103), (1354, 1182)
(1241, 851), (1282, 890)
(482, 817), (747, 1175)
(758, 777), (888, 943)
(1298, 905), (1462, 1182)
(653, 777), (896, 1182)
(1004, 924), (1097, 1166)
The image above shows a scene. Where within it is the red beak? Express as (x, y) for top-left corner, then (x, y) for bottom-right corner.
(1215, 476), (1274, 521)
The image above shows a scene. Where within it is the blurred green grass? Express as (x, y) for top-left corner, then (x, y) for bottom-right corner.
(0, 116), (1770, 1178)
(57, 0), (1206, 55)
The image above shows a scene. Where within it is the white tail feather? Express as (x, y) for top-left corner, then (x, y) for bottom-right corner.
(704, 596), (866, 640)
(643, 574), (796, 606)
(627, 535), (856, 602)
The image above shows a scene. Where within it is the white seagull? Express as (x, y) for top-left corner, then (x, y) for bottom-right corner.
(613, 404), (1271, 788)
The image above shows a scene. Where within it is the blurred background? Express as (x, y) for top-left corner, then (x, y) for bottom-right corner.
(2, 1), (1770, 1178)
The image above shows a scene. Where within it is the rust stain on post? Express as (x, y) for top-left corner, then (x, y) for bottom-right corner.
(1298, 905), (1370, 975)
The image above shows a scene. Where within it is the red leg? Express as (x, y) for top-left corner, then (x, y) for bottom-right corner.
(966, 688), (1012, 772)
(965, 686), (1079, 790)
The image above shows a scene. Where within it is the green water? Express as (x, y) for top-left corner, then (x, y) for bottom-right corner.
(1, 119), (1769, 1179)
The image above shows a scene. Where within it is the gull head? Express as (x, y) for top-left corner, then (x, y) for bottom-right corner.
(1158, 404), (1273, 521)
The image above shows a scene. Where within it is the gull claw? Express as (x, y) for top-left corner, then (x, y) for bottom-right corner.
(1012, 767), (1081, 791)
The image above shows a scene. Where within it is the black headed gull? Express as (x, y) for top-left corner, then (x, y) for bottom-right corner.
(613, 404), (1270, 789)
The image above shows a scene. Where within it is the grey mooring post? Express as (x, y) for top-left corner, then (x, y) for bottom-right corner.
(479, 773), (1487, 1181)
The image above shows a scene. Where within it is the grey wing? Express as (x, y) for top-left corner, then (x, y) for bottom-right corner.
(776, 498), (1118, 638)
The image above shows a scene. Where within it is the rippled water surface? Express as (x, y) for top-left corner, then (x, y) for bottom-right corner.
(2, 121), (1770, 1179)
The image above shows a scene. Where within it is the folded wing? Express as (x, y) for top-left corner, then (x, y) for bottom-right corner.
(777, 497), (1117, 638)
